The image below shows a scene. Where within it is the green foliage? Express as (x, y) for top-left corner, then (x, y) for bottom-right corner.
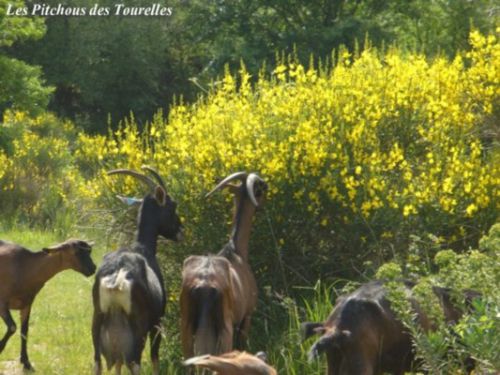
(455, 298), (500, 371)
(0, 56), (52, 115)
(479, 222), (500, 253)
(0, 0), (45, 47)
(12, 0), (195, 130)
(0, 0), (51, 116)
(0, 112), (84, 232)
(380, 224), (500, 373)
(8, 0), (498, 129)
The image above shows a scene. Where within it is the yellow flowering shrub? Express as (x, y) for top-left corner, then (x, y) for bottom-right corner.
(70, 31), (499, 284)
(1, 31), (498, 285)
(0, 111), (87, 230)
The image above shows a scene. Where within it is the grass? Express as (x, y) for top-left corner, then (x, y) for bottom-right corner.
(2, 231), (481, 374)
(0, 228), (210, 374)
(0, 228), (327, 374)
(0, 228), (454, 375)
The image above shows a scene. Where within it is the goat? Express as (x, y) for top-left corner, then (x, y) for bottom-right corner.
(0, 239), (96, 370)
(92, 166), (183, 375)
(183, 351), (277, 375)
(180, 172), (267, 363)
(303, 280), (479, 375)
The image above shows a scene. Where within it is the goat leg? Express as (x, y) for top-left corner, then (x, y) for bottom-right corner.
(20, 305), (33, 370)
(129, 362), (140, 375)
(0, 306), (16, 353)
(92, 310), (103, 375)
(235, 315), (251, 350)
(149, 327), (161, 375)
(181, 322), (194, 375)
(219, 321), (234, 354)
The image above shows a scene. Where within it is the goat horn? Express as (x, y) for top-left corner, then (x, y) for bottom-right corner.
(246, 172), (265, 207)
(205, 171), (248, 198)
(107, 169), (156, 190)
(141, 165), (168, 192)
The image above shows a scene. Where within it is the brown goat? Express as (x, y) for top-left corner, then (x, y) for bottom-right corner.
(180, 172), (267, 363)
(304, 280), (479, 375)
(183, 351), (277, 375)
(0, 239), (96, 370)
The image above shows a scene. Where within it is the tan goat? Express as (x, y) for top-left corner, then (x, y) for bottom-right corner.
(183, 351), (277, 375)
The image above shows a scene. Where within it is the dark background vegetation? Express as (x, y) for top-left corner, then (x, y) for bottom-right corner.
(2, 0), (497, 130)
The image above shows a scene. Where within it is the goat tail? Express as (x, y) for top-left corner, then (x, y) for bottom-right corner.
(191, 285), (229, 356)
(98, 268), (133, 314)
(193, 305), (220, 356)
(96, 268), (135, 370)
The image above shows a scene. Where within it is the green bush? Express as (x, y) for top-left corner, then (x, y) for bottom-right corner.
(0, 111), (84, 232)
(379, 223), (500, 374)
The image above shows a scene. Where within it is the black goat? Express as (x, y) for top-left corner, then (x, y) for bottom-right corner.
(92, 167), (183, 375)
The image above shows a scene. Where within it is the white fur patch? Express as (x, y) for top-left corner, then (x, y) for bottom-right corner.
(99, 268), (133, 314)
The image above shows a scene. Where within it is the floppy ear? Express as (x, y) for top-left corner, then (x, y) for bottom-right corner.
(116, 195), (143, 206)
(42, 241), (66, 253)
(154, 186), (167, 206)
(255, 351), (268, 363)
(301, 322), (325, 341)
(42, 245), (60, 254)
(308, 329), (352, 362)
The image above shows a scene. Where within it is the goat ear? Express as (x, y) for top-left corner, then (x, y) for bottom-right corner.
(116, 195), (142, 207)
(154, 186), (167, 206)
(255, 351), (268, 363)
(301, 322), (325, 341)
(225, 183), (240, 195)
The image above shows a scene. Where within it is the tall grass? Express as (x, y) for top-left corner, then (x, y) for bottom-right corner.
(0, 228), (340, 374)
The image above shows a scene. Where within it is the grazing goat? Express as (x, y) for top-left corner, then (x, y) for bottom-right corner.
(183, 351), (277, 375)
(180, 172), (267, 362)
(0, 239), (96, 370)
(303, 280), (479, 375)
(92, 167), (183, 375)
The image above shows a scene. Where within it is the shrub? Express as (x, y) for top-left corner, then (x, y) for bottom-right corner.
(378, 223), (500, 374)
(1, 31), (498, 286)
(77, 30), (499, 287)
(0, 111), (86, 231)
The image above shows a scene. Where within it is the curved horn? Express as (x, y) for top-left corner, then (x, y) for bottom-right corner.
(205, 171), (248, 198)
(141, 165), (167, 191)
(246, 172), (265, 207)
(107, 169), (156, 190)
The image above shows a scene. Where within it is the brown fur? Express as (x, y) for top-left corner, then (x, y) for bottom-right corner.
(180, 173), (265, 364)
(184, 351), (277, 375)
(181, 255), (235, 357)
(304, 281), (478, 375)
(180, 241), (259, 361)
(0, 239), (96, 370)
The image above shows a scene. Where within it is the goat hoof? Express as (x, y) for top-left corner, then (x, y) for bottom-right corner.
(21, 361), (34, 372)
